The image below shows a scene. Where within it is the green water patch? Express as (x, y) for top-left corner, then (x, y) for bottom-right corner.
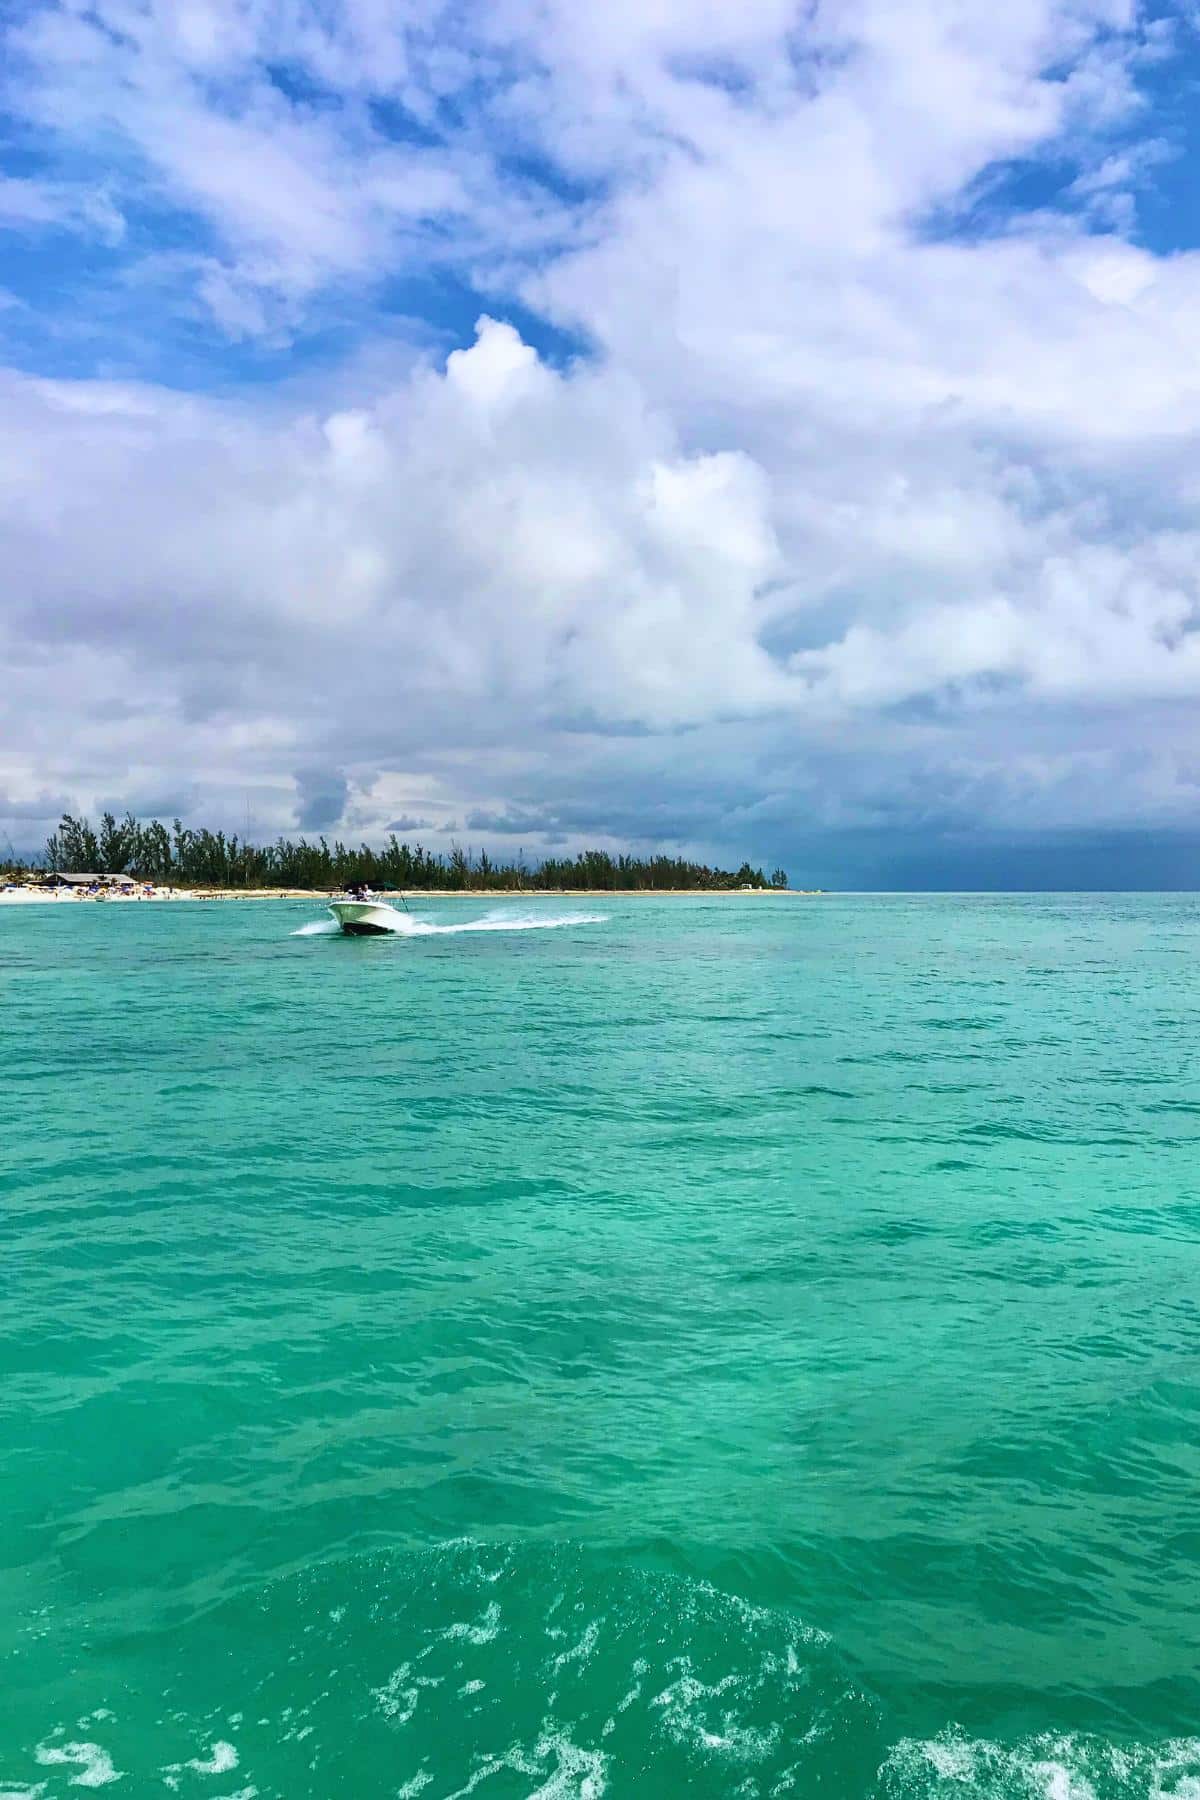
(7, 1543), (1200, 1798)
(6, 1543), (879, 1796)
(7, 895), (1200, 1795)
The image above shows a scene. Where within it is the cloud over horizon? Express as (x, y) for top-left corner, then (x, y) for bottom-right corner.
(4, 0), (1200, 882)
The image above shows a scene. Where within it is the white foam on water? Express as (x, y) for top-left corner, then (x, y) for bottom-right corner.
(186, 1742), (239, 1775)
(650, 1662), (779, 1763)
(1152, 1740), (1200, 1800)
(880, 1731), (1200, 1799)
(372, 1663), (417, 1724)
(372, 1663), (442, 1725)
(1035, 1763), (1095, 1800)
(34, 1743), (122, 1788)
(163, 1739), (248, 1793)
(441, 1733), (607, 1800)
(526, 1733), (608, 1800)
(551, 1620), (601, 1674)
(401, 910), (607, 937)
(293, 909), (606, 939)
(442, 1601), (502, 1645)
(884, 1732), (1098, 1798)
(615, 1658), (648, 1714)
(397, 1776), (433, 1798)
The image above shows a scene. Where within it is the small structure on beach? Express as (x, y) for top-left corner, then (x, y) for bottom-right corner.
(38, 872), (127, 888)
(1, 870), (181, 904)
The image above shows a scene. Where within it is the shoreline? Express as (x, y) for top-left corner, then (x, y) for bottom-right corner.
(0, 886), (196, 904)
(1, 884), (819, 905)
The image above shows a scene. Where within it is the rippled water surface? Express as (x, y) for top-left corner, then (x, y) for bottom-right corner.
(4, 893), (1200, 1797)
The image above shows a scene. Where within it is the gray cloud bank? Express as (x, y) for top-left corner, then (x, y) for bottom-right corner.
(4, 0), (1200, 884)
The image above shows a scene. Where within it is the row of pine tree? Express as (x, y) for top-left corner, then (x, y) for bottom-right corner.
(42, 812), (789, 892)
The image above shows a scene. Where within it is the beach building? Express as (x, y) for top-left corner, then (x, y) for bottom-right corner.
(36, 872), (127, 888)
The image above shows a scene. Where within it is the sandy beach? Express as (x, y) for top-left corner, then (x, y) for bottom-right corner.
(0, 884), (196, 904)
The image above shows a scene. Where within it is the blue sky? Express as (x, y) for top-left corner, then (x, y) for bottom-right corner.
(4, 0), (1200, 884)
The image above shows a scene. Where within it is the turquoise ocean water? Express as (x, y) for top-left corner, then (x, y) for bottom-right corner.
(4, 892), (1200, 1798)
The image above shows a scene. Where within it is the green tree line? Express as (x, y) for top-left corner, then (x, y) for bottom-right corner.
(43, 812), (789, 892)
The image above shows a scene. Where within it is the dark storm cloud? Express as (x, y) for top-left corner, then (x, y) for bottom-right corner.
(294, 769), (349, 833)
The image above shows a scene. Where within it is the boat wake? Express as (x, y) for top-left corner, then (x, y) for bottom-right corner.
(293, 909), (607, 939)
(11, 1540), (1195, 1798)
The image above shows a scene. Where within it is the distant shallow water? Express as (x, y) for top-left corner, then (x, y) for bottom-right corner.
(4, 893), (1200, 1796)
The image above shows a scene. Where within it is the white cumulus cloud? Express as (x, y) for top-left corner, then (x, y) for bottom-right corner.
(3, 0), (1200, 875)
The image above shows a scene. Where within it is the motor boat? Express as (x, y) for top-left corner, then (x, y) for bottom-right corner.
(327, 890), (403, 936)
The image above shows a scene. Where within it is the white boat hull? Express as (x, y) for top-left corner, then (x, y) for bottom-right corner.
(327, 899), (400, 936)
